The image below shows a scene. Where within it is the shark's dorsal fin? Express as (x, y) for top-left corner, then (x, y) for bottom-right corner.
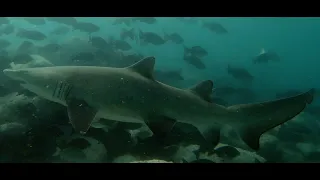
(189, 80), (214, 102)
(127, 56), (155, 80)
(260, 48), (266, 54)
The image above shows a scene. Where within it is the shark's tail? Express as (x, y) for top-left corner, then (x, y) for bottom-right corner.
(227, 88), (315, 150)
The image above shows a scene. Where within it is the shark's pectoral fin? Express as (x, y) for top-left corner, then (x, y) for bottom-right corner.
(194, 124), (220, 151)
(145, 115), (177, 140)
(66, 98), (97, 134)
(228, 88), (315, 150)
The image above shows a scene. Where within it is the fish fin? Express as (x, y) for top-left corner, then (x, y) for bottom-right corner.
(188, 80), (214, 103)
(91, 122), (108, 129)
(183, 45), (190, 55)
(226, 64), (232, 74)
(9, 62), (18, 69)
(228, 88), (315, 150)
(260, 48), (266, 54)
(127, 56), (155, 80)
(66, 98), (97, 134)
(139, 29), (144, 38)
(145, 115), (177, 139)
(193, 124), (221, 150)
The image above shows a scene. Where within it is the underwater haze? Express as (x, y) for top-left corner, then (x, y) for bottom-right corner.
(0, 17), (319, 163)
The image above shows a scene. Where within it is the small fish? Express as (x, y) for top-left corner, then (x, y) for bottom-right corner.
(139, 30), (166, 45)
(111, 40), (132, 51)
(234, 88), (257, 103)
(46, 17), (78, 26)
(227, 65), (254, 83)
(17, 41), (35, 53)
(39, 43), (61, 53)
(176, 17), (199, 24)
(163, 32), (184, 44)
(214, 86), (238, 97)
(276, 90), (303, 99)
(211, 97), (229, 106)
(304, 106), (320, 117)
(70, 52), (96, 65)
(0, 24), (15, 35)
(203, 22), (228, 34)
(12, 53), (34, 64)
(22, 17), (46, 25)
(253, 48), (280, 64)
(120, 28), (135, 40)
(16, 29), (47, 41)
(67, 138), (91, 150)
(50, 26), (70, 35)
(0, 39), (11, 49)
(89, 36), (110, 49)
(132, 17), (157, 24)
(112, 18), (132, 26)
(73, 22), (100, 34)
(0, 50), (8, 57)
(184, 45), (208, 58)
(183, 54), (206, 69)
(117, 53), (144, 67)
(154, 69), (184, 83)
(0, 18), (10, 26)
(214, 145), (240, 158)
(0, 51), (10, 65)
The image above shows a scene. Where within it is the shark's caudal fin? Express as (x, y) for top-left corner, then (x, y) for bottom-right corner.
(227, 89), (315, 150)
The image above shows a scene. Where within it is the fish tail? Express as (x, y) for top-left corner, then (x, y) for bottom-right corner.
(183, 46), (190, 55)
(139, 29), (144, 38)
(226, 64), (232, 74)
(226, 89), (314, 150)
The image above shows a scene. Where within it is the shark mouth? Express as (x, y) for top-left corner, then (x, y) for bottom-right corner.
(3, 69), (28, 83)
(3, 69), (31, 89)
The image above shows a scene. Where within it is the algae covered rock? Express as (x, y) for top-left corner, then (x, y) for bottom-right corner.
(56, 135), (107, 163)
(130, 159), (173, 163)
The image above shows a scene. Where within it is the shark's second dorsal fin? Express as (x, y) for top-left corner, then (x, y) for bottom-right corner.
(189, 80), (214, 102)
(127, 56), (155, 80)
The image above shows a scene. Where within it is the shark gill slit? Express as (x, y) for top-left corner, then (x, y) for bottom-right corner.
(57, 82), (63, 99)
(60, 82), (68, 100)
(52, 81), (59, 98)
(64, 84), (73, 100)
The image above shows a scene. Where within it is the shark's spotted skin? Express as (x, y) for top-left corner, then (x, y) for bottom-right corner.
(3, 57), (315, 151)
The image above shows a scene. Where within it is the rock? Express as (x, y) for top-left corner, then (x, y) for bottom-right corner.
(295, 142), (316, 157)
(130, 159), (173, 163)
(0, 93), (34, 125)
(57, 135), (107, 163)
(199, 143), (266, 163)
(172, 144), (200, 163)
(113, 154), (139, 163)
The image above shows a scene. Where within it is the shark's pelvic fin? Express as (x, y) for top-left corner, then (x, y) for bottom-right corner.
(189, 80), (214, 103)
(228, 88), (315, 150)
(66, 98), (97, 134)
(127, 56), (156, 80)
(145, 115), (177, 140)
(194, 123), (221, 151)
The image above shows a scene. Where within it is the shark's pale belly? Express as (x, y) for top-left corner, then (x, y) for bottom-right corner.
(96, 109), (145, 124)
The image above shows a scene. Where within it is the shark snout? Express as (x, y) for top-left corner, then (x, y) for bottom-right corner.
(3, 69), (28, 82)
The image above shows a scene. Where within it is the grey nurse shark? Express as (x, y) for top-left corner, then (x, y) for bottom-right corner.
(3, 56), (315, 150)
